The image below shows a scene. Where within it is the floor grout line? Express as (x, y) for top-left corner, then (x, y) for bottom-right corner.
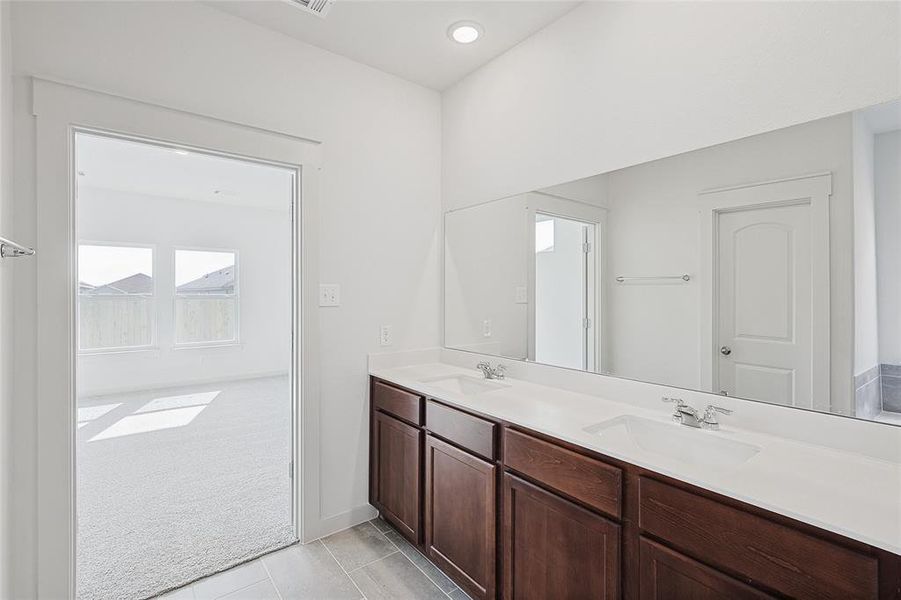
(258, 556), (283, 600)
(367, 519), (460, 599)
(319, 539), (370, 600)
(345, 549), (401, 574)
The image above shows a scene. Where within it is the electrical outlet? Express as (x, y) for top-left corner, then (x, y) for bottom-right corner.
(379, 324), (393, 346)
(482, 319), (492, 338)
(515, 286), (528, 304)
(319, 284), (340, 307)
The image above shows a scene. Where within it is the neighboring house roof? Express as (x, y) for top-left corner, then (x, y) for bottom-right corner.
(82, 273), (153, 295)
(177, 266), (236, 295)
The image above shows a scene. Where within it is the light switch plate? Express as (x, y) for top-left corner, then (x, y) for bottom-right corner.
(319, 284), (340, 307)
(482, 319), (492, 338)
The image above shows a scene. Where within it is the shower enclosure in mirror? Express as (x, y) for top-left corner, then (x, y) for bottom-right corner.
(444, 98), (901, 426)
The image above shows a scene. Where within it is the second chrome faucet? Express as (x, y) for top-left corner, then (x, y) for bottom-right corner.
(476, 361), (506, 380)
(663, 396), (732, 430)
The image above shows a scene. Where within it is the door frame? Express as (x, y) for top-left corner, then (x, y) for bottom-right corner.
(697, 172), (831, 411)
(32, 77), (322, 598)
(525, 191), (608, 373)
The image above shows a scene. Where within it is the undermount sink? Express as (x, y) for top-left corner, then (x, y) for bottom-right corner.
(583, 415), (761, 469)
(419, 374), (507, 396)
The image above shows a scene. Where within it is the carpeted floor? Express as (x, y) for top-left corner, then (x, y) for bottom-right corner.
(75, 375), (295, 600)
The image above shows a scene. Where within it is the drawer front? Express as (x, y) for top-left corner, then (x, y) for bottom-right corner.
(426, 400), (496, 460)
(372, 380), (423, 425)
(638, 477), (879, 600)
(503, 428), (621, 519)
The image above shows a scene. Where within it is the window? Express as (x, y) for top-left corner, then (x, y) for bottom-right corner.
(536, 217), (555, 253)
(175, 249), (238, 345)
(78, 244), (154, 351)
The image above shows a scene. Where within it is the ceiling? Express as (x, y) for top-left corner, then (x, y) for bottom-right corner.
(206, 0), (580, 90)
(76, 133), (294, 211)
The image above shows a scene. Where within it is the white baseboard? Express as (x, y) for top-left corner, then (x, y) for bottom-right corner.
(303, 504), (378, 543)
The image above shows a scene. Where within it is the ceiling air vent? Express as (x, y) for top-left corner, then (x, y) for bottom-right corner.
(287, 0), (334, 18)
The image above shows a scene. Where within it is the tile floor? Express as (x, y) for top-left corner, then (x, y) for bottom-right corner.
(157, 519), (473, 600)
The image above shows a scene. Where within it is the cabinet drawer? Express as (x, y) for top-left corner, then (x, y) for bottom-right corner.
(503, 428), (621, 519)
(372, 380), (423, 425)
(426, 400), (496, 460)
(638, 477), (879, 600)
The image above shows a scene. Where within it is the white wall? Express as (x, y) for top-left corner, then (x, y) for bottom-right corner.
(0, 2), (12, 596)
(443, 1), (900, 211)
(9, 2), (441, 596)
(76, 187), (291, 397)
(852, 113), (881, 376)
(876, 130), (901, 363)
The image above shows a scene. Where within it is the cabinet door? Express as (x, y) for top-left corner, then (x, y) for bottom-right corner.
(640, 538), (774, 599)
(503, 473), (619, 600)
(425, 435), (496, 600)
(373, 410), (421, 543)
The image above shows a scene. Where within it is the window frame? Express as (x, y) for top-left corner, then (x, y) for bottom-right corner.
(172, 246), (241, 349)
(76, 240), (158, 355)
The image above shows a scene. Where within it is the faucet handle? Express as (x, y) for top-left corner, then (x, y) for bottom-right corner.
(494, 364), (507, 380)
(662, 396), (686, 421)
(701, 404), (732, 429)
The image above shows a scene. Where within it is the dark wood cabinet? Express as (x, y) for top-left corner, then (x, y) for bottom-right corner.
(369, 376), (901, 600)
(639, 537), (774, 600)
(371, 410), (422, 543)
(504, 427), (622, 519)
(503, 473), (620, 600)
(638, 477), (880, 599)
(424, 434), (497, 600)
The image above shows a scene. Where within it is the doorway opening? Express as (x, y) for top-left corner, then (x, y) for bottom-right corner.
(74, 131), (297, 599)
(534, 213), (597, 371)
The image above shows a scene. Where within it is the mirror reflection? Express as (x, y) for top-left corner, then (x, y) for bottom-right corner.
(445, 99), (901, 425)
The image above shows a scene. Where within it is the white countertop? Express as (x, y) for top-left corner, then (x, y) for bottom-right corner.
(370, 360), (901, 555)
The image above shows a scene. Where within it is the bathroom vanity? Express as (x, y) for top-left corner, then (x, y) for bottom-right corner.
(368, 364), (901, 600)
(369, 96), (901, 599)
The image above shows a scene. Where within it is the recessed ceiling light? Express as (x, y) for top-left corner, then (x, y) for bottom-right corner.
(448, 21), (483, 44)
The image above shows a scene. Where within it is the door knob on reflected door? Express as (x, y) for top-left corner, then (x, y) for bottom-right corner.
(720, 346), (732, 356)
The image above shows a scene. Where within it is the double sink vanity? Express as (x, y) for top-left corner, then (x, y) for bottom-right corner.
(368, 355), (901, 600)
(367, 96), (901, 599)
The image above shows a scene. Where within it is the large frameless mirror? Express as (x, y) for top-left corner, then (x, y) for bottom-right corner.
(445, 98), (901, 426)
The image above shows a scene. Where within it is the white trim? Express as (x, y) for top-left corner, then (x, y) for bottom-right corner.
(698, 172), (831, 411)
(32, 77), (322, 597)
(30, 73), (323, 145)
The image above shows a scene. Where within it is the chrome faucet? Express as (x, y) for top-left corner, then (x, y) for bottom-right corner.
(476, 361), (506, 380)
(663, 397), (732, 429)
